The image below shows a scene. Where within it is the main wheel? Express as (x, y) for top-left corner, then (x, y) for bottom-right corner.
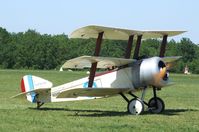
(127, 98), (144, 115)
(148, 97), (165, 114)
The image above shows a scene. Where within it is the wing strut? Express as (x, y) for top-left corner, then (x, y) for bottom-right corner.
(159, 35), (168, 57)
(88, 32), (104, 87)
(152, 35), (168, 103)
(125, 35), (134, 59)
(133, 35), (143, 59)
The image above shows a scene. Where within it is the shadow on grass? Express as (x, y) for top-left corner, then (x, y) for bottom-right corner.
(141, 108), (198, 116)
(29, 107), (129, 117)
(28, 107), (198, 117)
(160, 108), (198, 116)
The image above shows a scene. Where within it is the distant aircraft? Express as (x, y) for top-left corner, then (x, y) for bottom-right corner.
(13, 25), (186, 115)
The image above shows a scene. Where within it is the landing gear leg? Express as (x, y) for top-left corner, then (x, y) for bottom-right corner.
(126, 87), (147, 115)
(121, 87), (165, 115)
(148, 87), (165, 114)
(141, 87), (147, 101)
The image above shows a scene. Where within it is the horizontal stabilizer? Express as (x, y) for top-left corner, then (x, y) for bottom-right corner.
(61, 56), (135, 69)
(11, 88), (51, 98)
(70, 25), (186, 40)
(57, 87), (132, 98)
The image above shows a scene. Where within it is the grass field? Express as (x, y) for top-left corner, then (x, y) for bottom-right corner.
(0, 70), (199, 132)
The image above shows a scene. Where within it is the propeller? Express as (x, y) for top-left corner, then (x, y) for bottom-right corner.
(159, 67), (167, 79)
(153, 63), (168, 86)
(155, 56), (181, 84)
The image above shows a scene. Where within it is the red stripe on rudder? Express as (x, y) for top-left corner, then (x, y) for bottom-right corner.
(21, 79), (26, 92)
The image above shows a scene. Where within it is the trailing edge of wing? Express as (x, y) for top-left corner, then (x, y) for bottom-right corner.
(61, 56), (135, 69)
(69, 25), (186, 40)
(57, 87), (132, 98)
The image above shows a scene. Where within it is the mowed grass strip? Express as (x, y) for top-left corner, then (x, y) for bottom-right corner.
(0, 70), (199, 132)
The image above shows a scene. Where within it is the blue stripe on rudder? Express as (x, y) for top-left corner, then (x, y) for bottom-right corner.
(27, 75), (36, 103)
(27, 75), (34, 90)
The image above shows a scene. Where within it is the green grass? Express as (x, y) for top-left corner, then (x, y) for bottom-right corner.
(0, 70), (199, 132)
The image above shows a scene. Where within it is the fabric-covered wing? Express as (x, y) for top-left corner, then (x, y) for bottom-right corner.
(161, 56), (182, 69)
(69, 25), (186, 40)
(57, 87), (132, 98)
(11, 88), (51, 98)
(161, 56), (182, 63)
(61, 56), (135, 69)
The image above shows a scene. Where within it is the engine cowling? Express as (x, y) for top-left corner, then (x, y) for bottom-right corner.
(132, 57), (169, 88)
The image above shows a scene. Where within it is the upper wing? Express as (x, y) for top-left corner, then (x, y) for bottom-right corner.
(61, 56), (135, 69)
(57, 87), (132, 98)
(69, 25), (186, 40)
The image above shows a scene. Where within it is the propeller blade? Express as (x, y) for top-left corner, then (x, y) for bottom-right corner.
(159, 67), (167, 78)
(154, 67), (167, 86)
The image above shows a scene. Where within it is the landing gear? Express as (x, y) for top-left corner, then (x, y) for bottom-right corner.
(120, 86), (165, 115)
(148, 97), (165, 114)
(127, 99), (144, 115)
(147, 87), (165, 113)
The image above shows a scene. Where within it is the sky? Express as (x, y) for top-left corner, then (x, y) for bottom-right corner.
(0, 0), (198, 43)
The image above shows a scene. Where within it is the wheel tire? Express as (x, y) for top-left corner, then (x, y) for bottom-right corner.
(148, 97), (165, 114)
(127, 98), (144, 115)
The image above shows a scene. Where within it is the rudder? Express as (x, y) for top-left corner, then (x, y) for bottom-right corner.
(21, 75), (53, 103)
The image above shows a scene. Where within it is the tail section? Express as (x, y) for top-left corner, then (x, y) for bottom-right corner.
(20, 75), (53, 103)
(21, 75), (53, 93)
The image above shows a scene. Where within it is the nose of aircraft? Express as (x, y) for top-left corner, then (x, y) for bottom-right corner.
(153, 61), (169, 87)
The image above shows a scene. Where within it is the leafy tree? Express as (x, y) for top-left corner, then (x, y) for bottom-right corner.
(0, 26), (199, 74)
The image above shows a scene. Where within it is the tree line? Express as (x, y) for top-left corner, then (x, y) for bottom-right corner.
(0, 27), (199, 73)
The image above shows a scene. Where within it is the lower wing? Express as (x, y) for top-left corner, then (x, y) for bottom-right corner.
(56, 87), (132, 98)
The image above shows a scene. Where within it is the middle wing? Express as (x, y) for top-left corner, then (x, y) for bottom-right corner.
(57, 87), (132, 98)
(61, 56), (135, 69)
(161, 56), (182, 63)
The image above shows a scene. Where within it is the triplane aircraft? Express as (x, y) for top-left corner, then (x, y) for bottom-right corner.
(13, 25), (186, 115)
